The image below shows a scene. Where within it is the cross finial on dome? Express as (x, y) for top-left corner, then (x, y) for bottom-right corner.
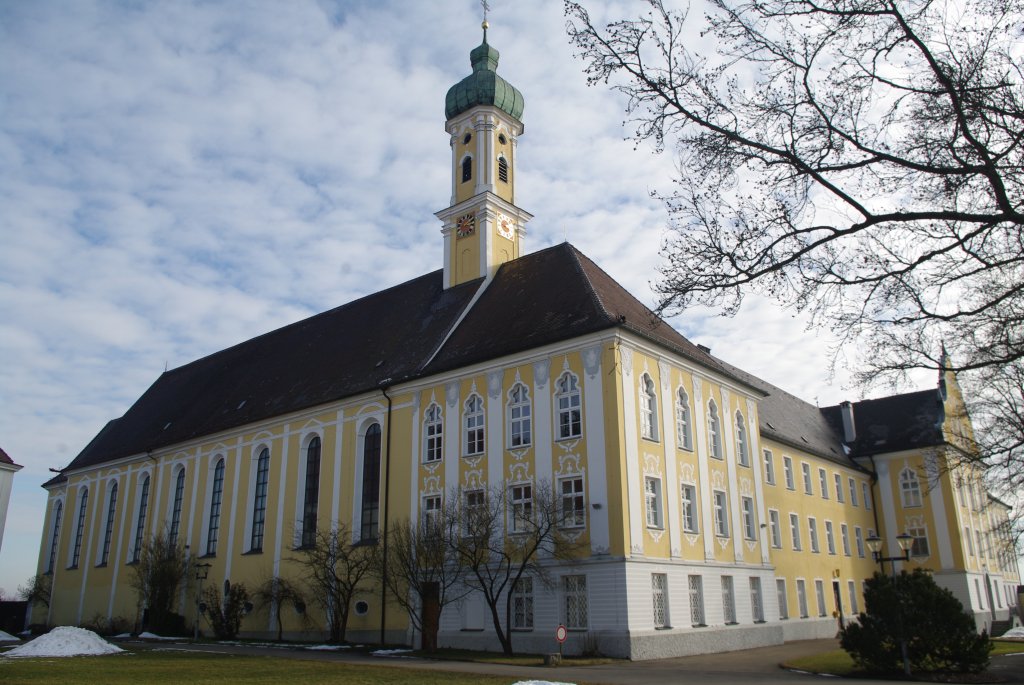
(481, 0), (490, 41)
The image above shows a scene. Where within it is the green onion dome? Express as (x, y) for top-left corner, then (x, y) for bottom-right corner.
(445, 28), (524, 121)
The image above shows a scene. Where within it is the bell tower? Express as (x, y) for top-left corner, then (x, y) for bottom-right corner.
(436, 22), (533, 289)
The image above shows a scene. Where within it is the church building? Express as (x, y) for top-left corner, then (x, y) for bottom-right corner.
(33, 25), (1019, 658)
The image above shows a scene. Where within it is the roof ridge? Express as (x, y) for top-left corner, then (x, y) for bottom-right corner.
(418, 274), (489, 371)
(565, 242), (615, 324)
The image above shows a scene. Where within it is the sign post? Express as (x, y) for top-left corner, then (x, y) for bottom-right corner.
(555, 623), (567, 660)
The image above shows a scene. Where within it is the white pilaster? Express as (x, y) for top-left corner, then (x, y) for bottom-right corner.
(620, 344), (644, 556)
(659, 360), (682, 558)
(747, 398), (771, 564)
(582, 344), (609, 553)
(691, 375), (715, 560)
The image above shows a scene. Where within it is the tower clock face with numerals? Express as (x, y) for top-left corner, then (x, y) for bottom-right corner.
(456, 214), (476, 238)
(496, 213), (515, 240)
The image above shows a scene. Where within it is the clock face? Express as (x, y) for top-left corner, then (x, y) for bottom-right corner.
(456, 214), (476, 238)
(497, 213), (515, 240)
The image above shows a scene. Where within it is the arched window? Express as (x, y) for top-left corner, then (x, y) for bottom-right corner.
(250, 448), (270, 551)
(555, 372), (582, 440)
(735, 411), (750, 467)
(464, 394), (485, 455)
(206, 458), (225, 556)
(900, 468), (922, 508)
(424, 404), (443, 462)
(507, 383), (532, 448)
(461, 156), (472, 183)
(640, 373), (659, 441)
(71, 487), (89, 568)
(132, 475), (150, 563)
(498, 156), (509, 183)
(100, 482), (118, 565)
(168, 468), (186, 547)
(46, 500), (63, 574)
(301, 437), (321, 548)
(708, 399), (723, 459)
(676, 388), (693, 450)
(360, 424), (382, 541)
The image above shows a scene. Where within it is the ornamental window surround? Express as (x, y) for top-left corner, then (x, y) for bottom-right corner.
(639, 373), (659, 441)
(708, 399), (723, 459)
(735, 411), (750, 466)
(681, 483), (698, 533)
(900, 468), (923, 508)
(676, 388), (693, 450)
(510, 482), (533, 533)
(713, 490), (729, 537)
(645, 477), (663, 529)
(559, 476), (585, 528)
(555, 371), (582, 440)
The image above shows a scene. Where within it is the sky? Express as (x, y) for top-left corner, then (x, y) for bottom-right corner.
(0, 0), (945, 596)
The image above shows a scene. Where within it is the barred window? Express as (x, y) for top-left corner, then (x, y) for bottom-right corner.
(722, 576), (736, 624)
(564, 575), (588, 629)
(422, 494), (442, 532)
(512, 576), (534, 629)
(749, 577), (764, 623)
(652, 573), (669, 628)
(688, 575), (705, 626)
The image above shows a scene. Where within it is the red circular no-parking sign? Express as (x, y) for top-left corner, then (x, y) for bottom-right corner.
(555, 624), (568, 643)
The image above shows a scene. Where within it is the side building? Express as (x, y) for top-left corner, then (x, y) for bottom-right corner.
(33, 29), (1019, 657)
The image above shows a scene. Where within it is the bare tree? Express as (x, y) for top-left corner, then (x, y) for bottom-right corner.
(446, 480), (584, 656)
(127, 532), (191, 634)
(288, 524), (378, 643)
(18, 574), (51, 609)
(379, 512), (471, 652)
(252, 574), (309, 642)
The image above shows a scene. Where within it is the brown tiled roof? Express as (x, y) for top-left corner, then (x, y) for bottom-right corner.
(0, 446), (16, 466)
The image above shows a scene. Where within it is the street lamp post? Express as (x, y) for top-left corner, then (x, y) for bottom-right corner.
(193, 562), (212, 642)
(866, 533), (913, 677)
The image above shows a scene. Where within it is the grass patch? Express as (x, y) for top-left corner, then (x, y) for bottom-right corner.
(782, 648), (855, 676)
(413, 646), (617, 666)
(0, 649), (519, 685)
(991, 639), (1024, 656)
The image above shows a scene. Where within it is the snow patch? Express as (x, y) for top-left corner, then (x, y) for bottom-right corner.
(306, 644), (350, 651)
(371, 648), (414, 657)
(1001, 626), (1024, 638)
(511, 681), (578, 685)
(137, 632), (177, 640)
(3, 626), (124, 658)
(0, 630), (19, 642)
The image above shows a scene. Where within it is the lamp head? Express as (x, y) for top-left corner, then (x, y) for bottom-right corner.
(866, 534), (883, 554)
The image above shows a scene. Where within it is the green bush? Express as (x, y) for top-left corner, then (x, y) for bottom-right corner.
(841, 569), (991, 674)
(203, 582), (250, 640)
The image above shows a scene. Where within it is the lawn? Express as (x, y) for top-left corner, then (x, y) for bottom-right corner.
(782, 640), (1024, 677)
(0, 649), (525, 685)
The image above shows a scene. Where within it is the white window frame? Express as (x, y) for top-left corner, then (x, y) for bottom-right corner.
(855, 526), (864, 557)
(559, 475), (585, 528)
(688, 574), (705, 626)
(796, 578), (809, 618)
(863, 482), (872, 510)
(909, 524), (930, 557)
(507, 383), (532, 448)
(790, 513), (802, 550)
(841, 523), (851, 556)
(676, 387), (693, 450)
(763, 449), (775, 485)
(783, 456), (795, 490)
(423, 403), (443, 462)
(848, 580), (859, 614)
(776, 578), (789, 620)
(713, 489), (729, 537)
(741, 496), (756, 540)
(640, 373), (659, 441)
(422, 494), (442, 532)
(463, 488), (486, 536)
(808, 517), (820, 553)
(849, 477), (858, 506)
(509, 482), (533, 533)
(768, 509), (782, 548)
(815, 579), (827, 617)
(463, 394), (485, 456)
(750, 577), (764, 623)
(801, 462), (813, 494)
(818, 468), (829, 499)
(681, 483), (698, 533)
(735, 410), (750, 467)
(708, 399), (723, 459)
(899, 467), (923, 508)
(825, 520), (836, 555)
(645, 476), (664, 529)
(835, 473), (844, 503)
(555, 372), (583, 440)
(722, 576), (737, 624)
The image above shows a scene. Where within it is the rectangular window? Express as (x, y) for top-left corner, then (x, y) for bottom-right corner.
(776, 578), (789, 619)
(714, 490), (729, 537)
(815, 579), (827, 617)
(512, 576), (534, 629)
(768, 509), (781, 548)
(965, 526), (974, 556)
(796, 579), (809, 618)
(975, 578), (986, 610)
(559, 476), (585, 528)
(835, 474), (844, 503)
(749, 577), (764, 623)
(849, 477), (858, 506)
(863, 482), (872, 510)
(790, 513), (802, 551)
(652, 573), (669, 628)
(818, 468), (829, 499)
(808, 517), (820, 553)
(510, 483), (533, 533)
(508, 386), (532, 448)
(784, 456), (795, 490)
(645, 477), (663, 529)
(464, 489), (486, 536)
(855, 526), (864, 557)
(802, 463), (813, 494)
(825, 520), (836, 555)
(741, 496), (756, 541)
(763, 449), (775, 485)
(909, 526), (930, 557)
(564, 575), (588, 629)
(688, 575), (705, 626)
(841, 523), (851, 556)
(848, 580), (858, 614)
(423, 494), (442, 532)
(681, 483), (698, 533)
(722, 576), (737, 624)
(464, 398), (485, 456)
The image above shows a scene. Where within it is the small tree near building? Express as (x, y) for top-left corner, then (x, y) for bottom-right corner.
(252, 574), (308, 642)
(202, 582), (250, 640)
(18, 574), (51, 609)
(127, 532), (191, 635)
(841, 569), (991, 674)
(289, 523), (378, 643)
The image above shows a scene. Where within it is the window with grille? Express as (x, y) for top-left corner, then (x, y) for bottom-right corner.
(301, 438), (321, 548)
(207, 458), (224, 555)
(688, 575), (705, 626)
(497, 156), (509, 183)
(763, 449), (775, 484)
(769, 509), (781, 548)
(676, 388), (693, 450)
(735, 411), (749, 466)
(564, 575), (588, 629)
(681, 483), (698, 533)
(722, 576), (737, 624)
(424, 404), (443, 462)
(251, 448), (270, 550)
(100, 483), (117, 565)
(776, 578), (789, 619)
(168, 468), (185, 547)
(645, 477), (663, 529)
(463, 395), (485, 456)
(132, 475), (150, 563)
(640, 374), (659, 441)
(815, 579), (827, 617)
(512, 576), (534, 629)
(652, 573), (669, 628)
(560, 476), (585, 527)
(70, 487), (89, 568)
(555, 372), (582, 439)
(507, 383), (531, 448)
(796, 579), (808, 618)
(708, 400), (723, 459)
(46, 500), (63, 573)
(510, 482), (533, 533)
(749, 577), (764, 622)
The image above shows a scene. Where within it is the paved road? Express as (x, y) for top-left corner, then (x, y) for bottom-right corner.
(131, 637), (1024, 684)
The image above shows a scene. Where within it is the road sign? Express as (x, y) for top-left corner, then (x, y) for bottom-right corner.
(555, 624), (567, 643)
